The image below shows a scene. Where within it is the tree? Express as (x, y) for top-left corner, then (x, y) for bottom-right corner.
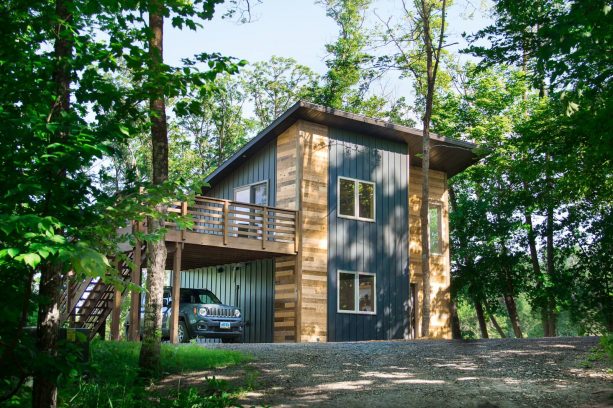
(131, 0), (248, 377)
(314, 0), (372, 110)
(436, 64), (537, 339)
(466, 0), (613, 336)
(0, 0), (148, 404)
(176, 74), (255, 177)
(243, 56), (319, 129)
(138, 0), (170, 377)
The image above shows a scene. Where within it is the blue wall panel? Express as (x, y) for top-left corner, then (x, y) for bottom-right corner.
(174, 259), (274, 343)
(327, 127), (409, 341)
(207, 140), (276, 205)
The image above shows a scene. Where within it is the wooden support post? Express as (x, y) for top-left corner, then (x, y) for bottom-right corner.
(98, 319), (106, 340)
(129, 227), (142, 341)
(262, 207), (268, 249)
(223, 200), (229, 245)
(111, 288), (122, 341)
(67, 271), (75, 327)
(169, 242), (182, 344)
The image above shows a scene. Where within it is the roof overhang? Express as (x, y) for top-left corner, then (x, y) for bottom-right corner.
(204, 101), (478, 191)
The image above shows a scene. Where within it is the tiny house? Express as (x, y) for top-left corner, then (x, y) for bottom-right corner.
(61, 101), (477, 343)
(176, 101), (476, 342)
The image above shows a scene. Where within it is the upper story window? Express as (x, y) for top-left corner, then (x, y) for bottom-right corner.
(234, 181), (268, 206)
(338, 177), (375, 221)
(428, 203), (442, 254)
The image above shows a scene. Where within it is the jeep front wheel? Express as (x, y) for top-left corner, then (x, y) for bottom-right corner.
(178, 321), (189, 343)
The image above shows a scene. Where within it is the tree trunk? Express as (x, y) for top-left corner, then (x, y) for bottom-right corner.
(524, 210), (553, 335)
(32, 0), (72, 406)
(544, 170), (557, 337)
(488, 312), (506, 338)
(474, 301), (489, 339)
(138, 0), (169, 378)
(417, 0), (447, 338)
(450, 296), (462, 339)
(503, 294), (523, 338)
(32, 265), (63, 408)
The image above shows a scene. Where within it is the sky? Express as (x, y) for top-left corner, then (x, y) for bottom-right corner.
(164, 0), (493, 117)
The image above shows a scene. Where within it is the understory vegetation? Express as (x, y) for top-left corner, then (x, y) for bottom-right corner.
(6, 341), (248, 407)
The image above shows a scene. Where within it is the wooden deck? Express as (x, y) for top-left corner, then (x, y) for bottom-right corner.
(164, 196), (299, 269)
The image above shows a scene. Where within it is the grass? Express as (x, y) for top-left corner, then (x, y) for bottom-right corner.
(579, 334), (613, 370)
(9, 340), (249, 408)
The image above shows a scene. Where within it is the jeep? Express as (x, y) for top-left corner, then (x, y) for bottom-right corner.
(126, 287), (244, 343)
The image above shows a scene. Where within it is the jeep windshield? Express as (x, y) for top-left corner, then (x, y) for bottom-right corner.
(179, 289), (221, 305)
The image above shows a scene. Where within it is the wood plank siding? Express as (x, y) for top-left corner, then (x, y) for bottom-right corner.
(274, 124), (300, 342)
(327, 128), (410, 341)
(273, 121), (329, 342)
(297, 121), (329, 342)
(408, 167), (451, 339)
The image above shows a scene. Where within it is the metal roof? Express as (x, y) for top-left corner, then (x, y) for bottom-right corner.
(204, 100), (478, 191)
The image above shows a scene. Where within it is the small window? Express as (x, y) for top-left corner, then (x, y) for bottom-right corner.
(337, 270), (376, 314)
(428, 204), (442, 254)
(338, 177), (375, 221)
(234, 181), (268, 205)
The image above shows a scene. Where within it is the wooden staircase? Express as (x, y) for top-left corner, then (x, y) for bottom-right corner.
(60, 245), (144, 340)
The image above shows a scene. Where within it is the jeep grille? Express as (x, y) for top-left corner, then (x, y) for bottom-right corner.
(209, 307), (234, 318)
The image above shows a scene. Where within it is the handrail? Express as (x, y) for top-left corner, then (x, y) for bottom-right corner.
(167, 196), (298, 249)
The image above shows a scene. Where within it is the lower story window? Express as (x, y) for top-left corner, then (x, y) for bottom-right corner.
(338, 271), (376, 314)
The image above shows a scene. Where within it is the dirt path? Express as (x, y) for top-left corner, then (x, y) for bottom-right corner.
(162, 337), (612, 407)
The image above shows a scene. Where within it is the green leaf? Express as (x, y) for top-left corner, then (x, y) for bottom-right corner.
(15, 253), (42, 269)
(71, 247), (110, 278)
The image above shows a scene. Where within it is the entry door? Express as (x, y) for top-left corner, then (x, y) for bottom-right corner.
(234, 182), (267, 239)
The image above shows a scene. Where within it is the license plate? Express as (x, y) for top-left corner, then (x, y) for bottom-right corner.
(220, 322), (231, 329)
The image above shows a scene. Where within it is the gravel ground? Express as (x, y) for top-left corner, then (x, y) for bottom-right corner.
(161, 337), (612, 408)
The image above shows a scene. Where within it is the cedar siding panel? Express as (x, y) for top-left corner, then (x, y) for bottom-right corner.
(327, 127), (410, 342)
(408, 166), (451, 339)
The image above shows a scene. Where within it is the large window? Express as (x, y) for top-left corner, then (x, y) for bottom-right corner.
(338, 271), (376, 314)
(428, 204), (442, 254)
(338, 177), (375, 221)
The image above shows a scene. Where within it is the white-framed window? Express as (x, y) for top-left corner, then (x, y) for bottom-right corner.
(337, 270), (376, 315)
(428, 203), (442, 255)
(338, 177), (375, 221)
(233, 180), (268, 206)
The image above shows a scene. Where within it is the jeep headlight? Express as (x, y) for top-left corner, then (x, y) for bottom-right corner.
(234, 309), (241, 318)
(198, 307), (208, 317)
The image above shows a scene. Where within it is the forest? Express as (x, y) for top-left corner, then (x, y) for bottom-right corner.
(0, 0), (611, 406)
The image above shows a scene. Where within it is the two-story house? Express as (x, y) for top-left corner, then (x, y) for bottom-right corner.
(170, 101), (476, 343)
(61, 101), (477, 343)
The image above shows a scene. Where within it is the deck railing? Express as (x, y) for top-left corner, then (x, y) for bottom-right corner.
(167, 196), (299, 252)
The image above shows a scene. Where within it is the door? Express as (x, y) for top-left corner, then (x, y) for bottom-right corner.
(233, 182), (268, 239)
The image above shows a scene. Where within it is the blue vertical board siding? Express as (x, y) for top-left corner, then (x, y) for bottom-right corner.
(172, 259), (274, 343)
(327, 127), (409, 342)
(207, 140), (276, 205)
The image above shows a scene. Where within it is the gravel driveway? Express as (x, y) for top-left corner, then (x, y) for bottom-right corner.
(165, 337), (612, 407)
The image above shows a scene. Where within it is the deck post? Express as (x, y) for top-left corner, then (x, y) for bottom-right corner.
(262, 207), (268, 249)
(67, 271), (75, 327)
(169, 242), (182, 344)
(129, 222), (142, 342)
(111, 288), (122, 341)
(223, 200), (229, 245)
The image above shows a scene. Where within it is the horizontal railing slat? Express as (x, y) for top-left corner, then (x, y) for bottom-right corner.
(168, 196), (298, 251)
